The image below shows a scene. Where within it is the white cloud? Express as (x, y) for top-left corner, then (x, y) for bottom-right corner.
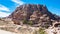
(0, 11), (10, 17)
(0, 4), (10, 11)
(11, 0), (24, 5)
(0, 4), (10, 17)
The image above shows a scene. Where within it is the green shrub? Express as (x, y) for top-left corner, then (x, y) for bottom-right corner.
(23, 19), (33, 25)
(23, 19), (28, 24)
(38, 28), (46, 34)
(28, 21), (33, 25)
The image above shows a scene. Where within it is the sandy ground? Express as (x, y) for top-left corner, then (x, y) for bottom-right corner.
(0, 29), (16, 34)
(45, 28), (60, 34)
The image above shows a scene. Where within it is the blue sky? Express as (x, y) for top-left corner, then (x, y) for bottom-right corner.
(0, 0), (60, 17)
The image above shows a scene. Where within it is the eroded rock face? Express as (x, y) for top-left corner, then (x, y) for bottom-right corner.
(8, 4), (59, 27)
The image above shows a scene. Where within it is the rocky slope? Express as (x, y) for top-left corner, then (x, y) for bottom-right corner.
(0, 18), (40, 34)
(8, 4), (60, 27)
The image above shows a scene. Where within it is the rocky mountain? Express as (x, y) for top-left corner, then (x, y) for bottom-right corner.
(8, 4), (60, 27)
(0, 4), (60, 34)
